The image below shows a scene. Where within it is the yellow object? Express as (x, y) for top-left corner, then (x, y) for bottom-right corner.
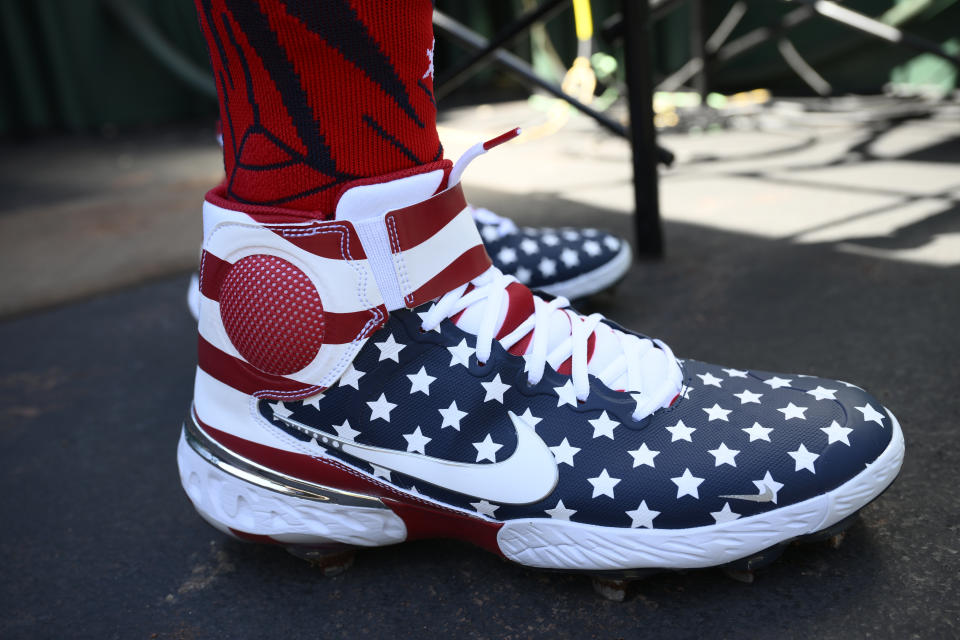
(572, 0), (594, 40)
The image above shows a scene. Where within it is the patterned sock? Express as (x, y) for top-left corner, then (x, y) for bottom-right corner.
(194, 0), (441, 215)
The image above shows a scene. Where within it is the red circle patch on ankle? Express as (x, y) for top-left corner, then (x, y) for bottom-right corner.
(219, 254), (324, 375)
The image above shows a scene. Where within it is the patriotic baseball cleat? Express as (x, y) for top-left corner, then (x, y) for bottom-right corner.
(179, 131), (904, 592)
(472, 205), (631, 299)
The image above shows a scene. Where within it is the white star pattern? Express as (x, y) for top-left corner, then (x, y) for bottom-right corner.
(603, 236), (620, 250)
(697, 372), (723, 387)
(671, 468), (705, 499)
(515, 266), (532, 283)
(588, 411), (619, 439)
(481, 225), (500, 243)
(754, 471), (784, 503)
(332, 419), (360, 442)
(269, 402), (292, 420)
(703, 403), (732, 422)
(807, 386), (838, 401)
(480, 374), (511, 403)
(625, 501), (659, 529)
(339, 364), (365, 389)
(406, 366), (436, 395)
(497, 247), (517, 264)
(856, 404), (885, 426)
(666, 419), (696, 442)
(472, 434), (503, 462)
(708, 442), (740, 467)
(448, 339), (474, 368)
(821, 420), (853, 445)
(470, 499), (498, 518)
(370, 464), (392, 481)
(722, 368), (749, 378)
(520, 238), (539, 255)
(743, 422), (773, 442)
(554, 380), (579, 407)
(545, 499), (577, 521)
(518, 408), (542, 430)
(764, 376), (792, 389)
(367, 393), (396, 422)
(542, 233), (560, 246)
(583, 240), (601, 256)
(562, 230), (580, 241)
(711, 502), (741, 524)
(538, 257), (557, 277)
(374, 333), (405, 363)
(550, 438), (580, 466)
(438, 401), (467, 430)
(628, 443), (659, 468)
(302, 393), (325, 410)
(403, 426), (431, 454)
(588, 469), (621, 499)
(733, 389), (763, 404)
(788, 443), (819, 473)
(559, 248), (580, 267)
(778, 402), (808, 420)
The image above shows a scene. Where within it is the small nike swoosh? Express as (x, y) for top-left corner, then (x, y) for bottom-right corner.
(719, 488), (775, 503)
(276, 411), (559, 505)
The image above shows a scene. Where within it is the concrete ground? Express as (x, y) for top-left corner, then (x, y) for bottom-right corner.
(1, 100), (958, 638)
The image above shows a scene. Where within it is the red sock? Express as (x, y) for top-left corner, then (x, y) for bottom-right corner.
(194, 0), (441, 214)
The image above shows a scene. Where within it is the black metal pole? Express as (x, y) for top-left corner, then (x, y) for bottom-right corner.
(622, 0), (663, 257)
(788, 0), (960, 67)
(690, 0), (708, 100)
(435, 0), (569, 100)
(432, 10), (631, 138)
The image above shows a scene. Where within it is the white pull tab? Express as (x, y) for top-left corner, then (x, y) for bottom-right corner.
(449, 127), (521, 186)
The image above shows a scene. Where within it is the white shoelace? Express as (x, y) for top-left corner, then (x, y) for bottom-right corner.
(470, 206), (518, 239)
(419, 266), (682, 421)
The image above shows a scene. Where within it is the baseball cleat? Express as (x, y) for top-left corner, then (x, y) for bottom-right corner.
(178, 131), (903, 593)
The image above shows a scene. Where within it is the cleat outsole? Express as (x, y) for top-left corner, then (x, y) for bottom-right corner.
(286, 545), (356, 576)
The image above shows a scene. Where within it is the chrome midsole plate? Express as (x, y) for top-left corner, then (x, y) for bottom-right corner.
(183, 409), (389, 510)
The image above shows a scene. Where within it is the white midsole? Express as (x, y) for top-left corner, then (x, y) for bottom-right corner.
(178, 408), (904, 571)
(538, 243), (632, 300)
(177, 431), (408, 547)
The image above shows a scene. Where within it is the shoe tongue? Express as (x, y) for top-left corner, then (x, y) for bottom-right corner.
(333, 161), (451, 222)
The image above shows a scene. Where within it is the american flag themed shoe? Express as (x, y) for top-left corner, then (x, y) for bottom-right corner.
(179, 131), (904, 589)
(472, 205), (631, 299)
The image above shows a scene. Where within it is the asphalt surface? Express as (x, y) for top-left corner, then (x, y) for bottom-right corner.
(1, 198), (958, 639)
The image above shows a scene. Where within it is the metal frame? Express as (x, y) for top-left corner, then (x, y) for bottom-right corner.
(656, 0), (960, 95)
(433, 2), (667, 257)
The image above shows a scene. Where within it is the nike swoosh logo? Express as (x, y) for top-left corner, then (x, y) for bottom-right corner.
(719, 488), (775, 503)
(275, 411), (559, 505)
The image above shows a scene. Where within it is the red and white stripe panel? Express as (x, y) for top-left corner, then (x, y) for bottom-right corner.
(196, 182), (491, 400)
(385, 183), (490, 307)
(197, 199), (387, 397)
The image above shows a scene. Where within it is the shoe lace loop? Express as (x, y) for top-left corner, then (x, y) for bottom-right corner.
(419, 266), (680, 421)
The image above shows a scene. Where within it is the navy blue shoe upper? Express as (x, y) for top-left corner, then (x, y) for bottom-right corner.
(261, 309), (893, 530)
(477, 219), (625, 289)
